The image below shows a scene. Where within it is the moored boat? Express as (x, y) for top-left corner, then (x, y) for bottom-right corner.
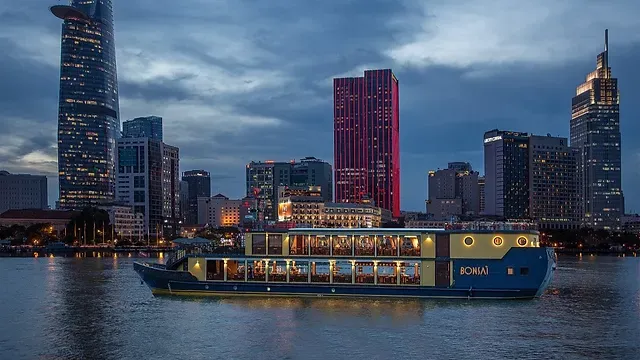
(134, 228), (555, 300)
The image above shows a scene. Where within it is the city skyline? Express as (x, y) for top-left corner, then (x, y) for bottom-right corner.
(2, 1), (640, 212)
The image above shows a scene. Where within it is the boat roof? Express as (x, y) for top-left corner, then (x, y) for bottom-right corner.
(261, 228), (539, 234)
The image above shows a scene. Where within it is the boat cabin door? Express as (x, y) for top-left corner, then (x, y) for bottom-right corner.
(435, 233), (450, 287)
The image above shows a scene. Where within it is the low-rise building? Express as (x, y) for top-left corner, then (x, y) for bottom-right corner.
(0, 209), (78, 236)
(98, 205), (144, 241)
(197, 194), (242, 227)
(277, 188), (392, 228)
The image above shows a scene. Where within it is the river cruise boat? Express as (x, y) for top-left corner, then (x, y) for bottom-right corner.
(134, 228), (555, 300)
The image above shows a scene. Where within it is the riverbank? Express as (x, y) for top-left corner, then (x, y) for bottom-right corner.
(0, 246), (173, 258)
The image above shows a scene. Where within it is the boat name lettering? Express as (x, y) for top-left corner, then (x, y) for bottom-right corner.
(459, 266), (489, 276)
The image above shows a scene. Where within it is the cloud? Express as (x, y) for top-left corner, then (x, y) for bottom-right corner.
(387, 0), (640, 71)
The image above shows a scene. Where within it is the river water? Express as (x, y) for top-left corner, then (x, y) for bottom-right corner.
(0, 254), (638, 360)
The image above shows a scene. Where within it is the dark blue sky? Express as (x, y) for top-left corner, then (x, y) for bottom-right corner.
(0, 0), (639, 212)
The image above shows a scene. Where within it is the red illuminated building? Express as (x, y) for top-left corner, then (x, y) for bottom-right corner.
(333, 69), (400, 218)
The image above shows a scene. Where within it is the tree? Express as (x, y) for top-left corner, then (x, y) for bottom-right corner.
(65, 207), (113, 245)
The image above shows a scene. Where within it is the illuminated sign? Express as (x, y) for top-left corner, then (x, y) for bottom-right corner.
(278, 201), (293, 221)
(459, 266), (488, 276)
(483, 136), (502, 144)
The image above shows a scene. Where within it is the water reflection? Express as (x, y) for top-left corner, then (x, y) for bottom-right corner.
(0, 255), (638, 359)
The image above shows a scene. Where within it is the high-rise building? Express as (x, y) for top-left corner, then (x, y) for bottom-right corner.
(529, 135), (581, 230)
(0, 171), (48, 214)
(179, 180), (190, 224)
(333, 69), (400, 218)
(478, 176), (486, 215)
(571, 30), (623, 230)
(427, 163), (479, 220)
(115, 138), (180, 239)
(246, 161), (292, 222)
(246, 158), (333, 222)
(484, 130), (530, 219)
(122, 116), (163, 141)
(182, 170), (211, 225)
(484, 130), (581, 228)
(51, 1), (119, 210)
(291, 157), (333, 202)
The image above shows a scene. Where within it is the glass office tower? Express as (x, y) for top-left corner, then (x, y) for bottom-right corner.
(51, 0), (120, 210)
(571, 30), (623, 230)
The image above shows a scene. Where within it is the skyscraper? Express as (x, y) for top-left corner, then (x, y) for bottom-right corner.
(571, 30), (623, 230)
(115, 137), (180, 239)
(51, 1), (119, 210)
(483, 130), (530, 219)
(333, 69), (400, 218)
(122, 116), (163, 141)
(182, 170), (211, 225)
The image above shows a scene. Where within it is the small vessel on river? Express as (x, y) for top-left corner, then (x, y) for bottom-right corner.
(134, 228), (555, 299)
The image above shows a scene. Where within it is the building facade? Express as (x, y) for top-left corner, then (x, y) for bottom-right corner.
(277, 187), (392, 228)
(246, 158), (332, 223)
(529, 136), (581, 230)
(478, 176), (486, 214)
(427, 163), (479, 220)
(115, 137), (180, 239)
(122, 116), (163, 141)
(291, 157), (333, 202)
(182, 170), (211, 225)
(484, 130), (530, 219)
(571, 30), (623, 230)
(51, 1), (119, 210)
(98, 205), (144, 241)
(334, 69), (400, 218)
(0, 171), (48, 214)
(197, 194), (241, 227)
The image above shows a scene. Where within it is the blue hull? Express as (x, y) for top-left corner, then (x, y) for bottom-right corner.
(134, 262), (547, 300)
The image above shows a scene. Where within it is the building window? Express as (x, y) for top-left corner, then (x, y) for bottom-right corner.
(289, 260), (309, 283)
(377, 263), (397, 284)
(268, 260), (287, 282)
(247, 260), (266, 281)
(399, 261), (420, 285)
(289, 235), (308, 255)
(332, 261), (352, 283)
(400, 236), (420, 256)
(355, 236), (374, 256)
(332, 236), (351, 256)
(252, 234), (266, 254)
(355, 262), (374, 283)
(377, 236), (397, 256)
(268, 234), (283, 255)
(310, 235), (330, 255)
(310, 261), (330, 283)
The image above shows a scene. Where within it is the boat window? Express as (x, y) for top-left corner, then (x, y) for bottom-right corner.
(268, 234), (283, 255)
(268, 260), (287, 282)
(252, 234), (266, 255)
(310, 235), (330, 255)
(227, 260), (245, 281)
(290, 235), (308, 255)
(289, 260), (309, 283)
(332, 236), (352, 256)
(310, 261), (330, 283)
(399, 261), (421, 285)
(377, 236), (398, 256)
(377, 262), (397, 285)
(248, 260), (266, 281)
(332, 260), (352, 283)
(206, 260), (224, 281)
(355, 262), (374, 283)
(400, 236), (420, 257)
(520, 267), (529, 276)
(355, 236), (374, 256)
(507, 267), (514, 276)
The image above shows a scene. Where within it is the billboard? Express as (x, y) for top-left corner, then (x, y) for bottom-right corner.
(278, 201), (293, 221)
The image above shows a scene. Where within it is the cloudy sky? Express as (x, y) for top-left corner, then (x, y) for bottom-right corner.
(1, 0), (639, 212)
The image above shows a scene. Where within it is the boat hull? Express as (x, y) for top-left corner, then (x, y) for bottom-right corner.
(134, 261), (544, 300)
